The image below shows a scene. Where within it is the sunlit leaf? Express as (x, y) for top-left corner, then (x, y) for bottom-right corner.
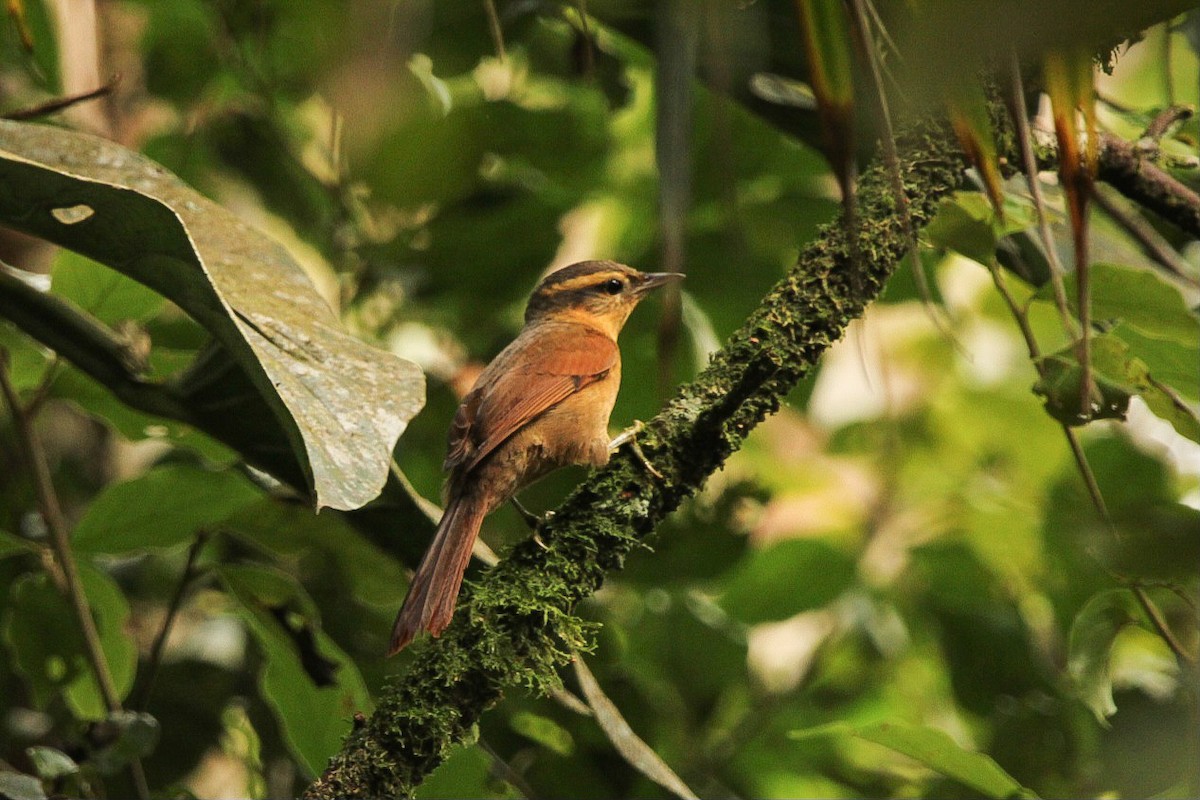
(791, 721), (1037, 798)
(0, 772), (47, 800)
(510, 710), (574, 757)
(0, 120), (425, 511)
(24, 746), (78, 781)
(1068, 589), (1141, 724)
(1046, 263), (1200, 346)
(50, 250), (163, 326)
(925, 196), (997, 264)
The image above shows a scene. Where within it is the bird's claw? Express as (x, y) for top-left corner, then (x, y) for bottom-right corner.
(511, 498), (553, 549)
(511, 497), (551, 529)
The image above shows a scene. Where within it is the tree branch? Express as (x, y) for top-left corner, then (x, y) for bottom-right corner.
(0, 266), (191, 421)
(1096, 132), (1200, 238)
(303, 118), (971, 799)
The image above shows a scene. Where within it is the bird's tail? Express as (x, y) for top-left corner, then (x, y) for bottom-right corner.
(388, 493), (487, 655)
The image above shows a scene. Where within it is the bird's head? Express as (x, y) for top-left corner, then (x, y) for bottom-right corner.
(524, 260), (684, 337)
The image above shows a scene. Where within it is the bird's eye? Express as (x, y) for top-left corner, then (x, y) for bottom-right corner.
(601, 278), (624, 295)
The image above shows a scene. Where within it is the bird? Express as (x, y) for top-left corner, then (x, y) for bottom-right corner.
(388, 260), (682, 655)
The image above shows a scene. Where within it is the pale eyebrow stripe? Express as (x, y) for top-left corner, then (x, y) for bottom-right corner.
(544, 273), (621, 293)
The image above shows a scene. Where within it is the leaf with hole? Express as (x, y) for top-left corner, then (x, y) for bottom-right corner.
(0, 120), (425, 510)
(218, 564), (371, 776)
(1, 567), (136, 719)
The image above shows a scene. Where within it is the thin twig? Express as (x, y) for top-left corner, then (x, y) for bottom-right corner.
(0, 348), (152, 800)
(1061, 425), (1110, 521)
(862, 0), (904, 64)
(1076, 251), (1094, 422)
(1, 74), (120, 121)
(1146, 375), (1200, 427)
(1143, 104), (1192, 142)
(575, 0), (595, 76)
(132, 531), (211, 712)
(1008, 54), (1078, 338)
(1063, 427), (1192, 665)
(0, 349), (121, 710)
(389, 460), (442, 526)
(986, 262), (1041, 362)
(477, 736), (536, 800)
(1131, 584), (1194, 664)
(22, 354), (63, 421)
(1093, 184), (1200, 287)
(850, 0), (959, 350)
(482, 0), (506, 61)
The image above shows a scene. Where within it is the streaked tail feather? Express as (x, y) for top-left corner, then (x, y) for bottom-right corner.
(388, 495), (486, 655)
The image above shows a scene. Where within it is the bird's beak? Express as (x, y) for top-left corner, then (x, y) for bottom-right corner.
(636, 272), (686, 293)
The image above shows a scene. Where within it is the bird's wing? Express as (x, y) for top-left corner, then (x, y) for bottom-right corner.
(444, 326), (617, 474)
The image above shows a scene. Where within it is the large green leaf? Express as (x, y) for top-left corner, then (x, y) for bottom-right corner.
(1083, 262), (1200, 344)
(222, 498), (405, 609)
(1034, 333), (1200, 441)
(71, 464), (262, 554)
(218, 564), (371, 776)
(1035, 263), (1200, 404)
(791, 721), (1037, 799)
(1, 566), (136, 719)
(0, 120), (425, 511)
(720, 539), (857, 625)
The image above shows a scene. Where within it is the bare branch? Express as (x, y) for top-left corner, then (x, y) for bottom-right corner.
(1, 75), (120, 121)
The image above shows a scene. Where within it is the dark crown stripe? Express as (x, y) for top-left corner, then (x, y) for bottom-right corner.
(536, 260), (626, 292)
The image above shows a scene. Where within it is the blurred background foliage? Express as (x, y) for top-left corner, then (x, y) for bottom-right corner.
(0, 1), (1197, 798)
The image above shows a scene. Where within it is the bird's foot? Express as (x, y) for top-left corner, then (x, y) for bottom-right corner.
(609, 420), (664, 480)
(510, 497), (553, 549)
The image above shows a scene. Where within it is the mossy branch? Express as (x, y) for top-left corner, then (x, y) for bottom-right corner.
(306, 73), (1200, 794)
(303, 118), (969, 799)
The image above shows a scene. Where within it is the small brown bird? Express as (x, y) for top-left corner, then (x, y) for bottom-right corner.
(389, 260), (682, 654)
